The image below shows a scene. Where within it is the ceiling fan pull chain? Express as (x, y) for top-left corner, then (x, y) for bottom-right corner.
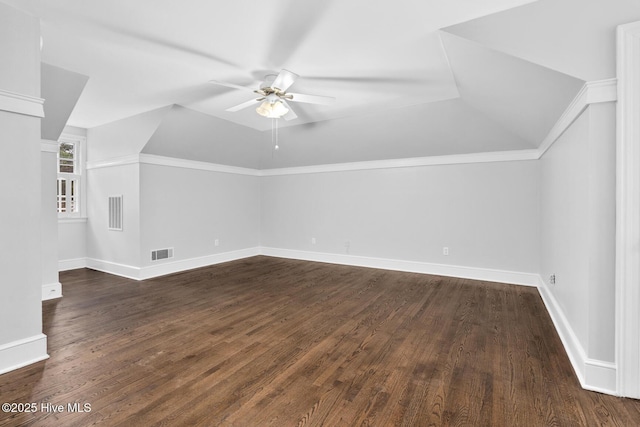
(275, 118), (279, 150)
(271, 118), (279, 152)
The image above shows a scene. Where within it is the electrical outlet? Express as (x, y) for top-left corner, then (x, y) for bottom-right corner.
(443, 247), (449, 256)
(344, 240), (351, 254)
(549, 274), (556, 285)
(214, 239), (219, 247)
(311, 237), (316, 244)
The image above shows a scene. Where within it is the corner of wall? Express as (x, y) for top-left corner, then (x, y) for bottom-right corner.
(536, 277), (617, 395)
(0, 334), (49, 376)
(42, 282), (62, 301)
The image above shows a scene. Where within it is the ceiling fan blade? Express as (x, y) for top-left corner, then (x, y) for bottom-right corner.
(272, 69), (299, 92)
(265, 0), (336, 67)
(209, 80), (259, 93)
(226, 98), (260, 112)
(303, 75), (430, 85)
(63, 16), (239, 68)
(287, 92), (335, 106)
(281, 100), (298, 121)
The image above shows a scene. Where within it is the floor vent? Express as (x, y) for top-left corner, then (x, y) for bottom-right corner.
(151, 248), (174, 261)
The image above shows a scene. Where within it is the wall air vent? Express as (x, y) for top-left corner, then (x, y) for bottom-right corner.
(108, 195), (123, 231)
(151, 248), (174, 261)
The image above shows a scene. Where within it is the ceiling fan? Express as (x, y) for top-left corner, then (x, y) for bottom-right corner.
(209, 69), (335, 121)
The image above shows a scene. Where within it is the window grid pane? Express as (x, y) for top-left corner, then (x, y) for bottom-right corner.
(59, 142), (75, 174)
(57, 177), (78, 213)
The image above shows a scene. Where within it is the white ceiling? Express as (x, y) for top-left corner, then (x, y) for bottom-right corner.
(5, 0), (535, 130)
(4, 0), (634, 167)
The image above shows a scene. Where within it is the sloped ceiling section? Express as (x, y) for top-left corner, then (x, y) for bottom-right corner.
(443, 0), (640, 81)
(12, 0), (625, 168)
(41, 63), (89, 141)
(87, 106), (172, 163)
(440, 32), (584, 145)
(141, 105), (263, 169)
(139, 27), (585, 169)
(258, 98), (534, 169)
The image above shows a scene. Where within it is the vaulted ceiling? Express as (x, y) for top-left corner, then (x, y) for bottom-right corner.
(7, 0), (640, 167)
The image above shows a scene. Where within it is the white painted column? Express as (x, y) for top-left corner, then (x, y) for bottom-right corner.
(0, 3), (49, 374)
(41, 140), (62, 300)
(615, 20), (640, 399)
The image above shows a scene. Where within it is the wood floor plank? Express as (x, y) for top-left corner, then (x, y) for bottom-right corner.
(1, 256), (639, 426)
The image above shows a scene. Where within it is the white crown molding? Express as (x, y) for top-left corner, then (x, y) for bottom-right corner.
(0, 89), (45, 118)
(537, 78), (617, 158)
(84, 79), (614, 177)
(42, 282), (62, 301)
(584, 78), (618, 103)
(260, 247), (540, 287)
(0, 334), (49, 375)
(59, 133), (87, 143)
(537, 278), (618, 395)
(86, 154), (141, 170)
(139, 153), (261, 176)
(87, 150), (542, 176)
(40, 140), (58, 153)
(261, 150), (540, 176)
(615, 20), (640, 399)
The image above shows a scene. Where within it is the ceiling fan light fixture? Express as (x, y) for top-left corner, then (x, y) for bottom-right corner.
(256, 99), (289, 118)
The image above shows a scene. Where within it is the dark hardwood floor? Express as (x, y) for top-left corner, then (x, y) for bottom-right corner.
(1, 256), (639, 426)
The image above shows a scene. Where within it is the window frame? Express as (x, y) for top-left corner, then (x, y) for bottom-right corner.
(57, 134), (86, 219)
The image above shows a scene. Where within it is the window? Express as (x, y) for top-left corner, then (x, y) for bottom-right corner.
(57, 138), (82, 216)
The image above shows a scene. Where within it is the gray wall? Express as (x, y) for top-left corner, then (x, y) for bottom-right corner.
(0, 112), (43, 345)
(540, 102), (616, 362)
(59, 221), (87, 262)
(86, 163), (141, 267)
(41, 147), (59, 289)
(0, 3), (45, 365)
(261, 161), (540, 274)
(84, 163), (261, 273)
(139, 164), (261, 266)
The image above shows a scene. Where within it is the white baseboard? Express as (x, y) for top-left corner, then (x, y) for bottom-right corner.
(139, 247), (261, 280)
(61, 247), (619, 396)
(259, 247), (540, 287)
(42, 282), (62, 301)
(584, 359), (618, 395)
(78, 248), (538, 286)
(86, 258), (141, 280)
(537, 278), (617, 395)
(85, 247), (262, 281)
(59, 257), (88, 271)
(0, 334), (49, 375)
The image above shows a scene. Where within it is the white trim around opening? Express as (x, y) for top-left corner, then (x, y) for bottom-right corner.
(615, 20), (640, 399)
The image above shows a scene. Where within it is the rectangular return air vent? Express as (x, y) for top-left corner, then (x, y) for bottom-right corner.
(108, 195), (123, 231)
(151, 248), (174, 261)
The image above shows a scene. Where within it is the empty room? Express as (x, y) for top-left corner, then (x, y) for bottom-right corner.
(2, 0), (640, 425)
